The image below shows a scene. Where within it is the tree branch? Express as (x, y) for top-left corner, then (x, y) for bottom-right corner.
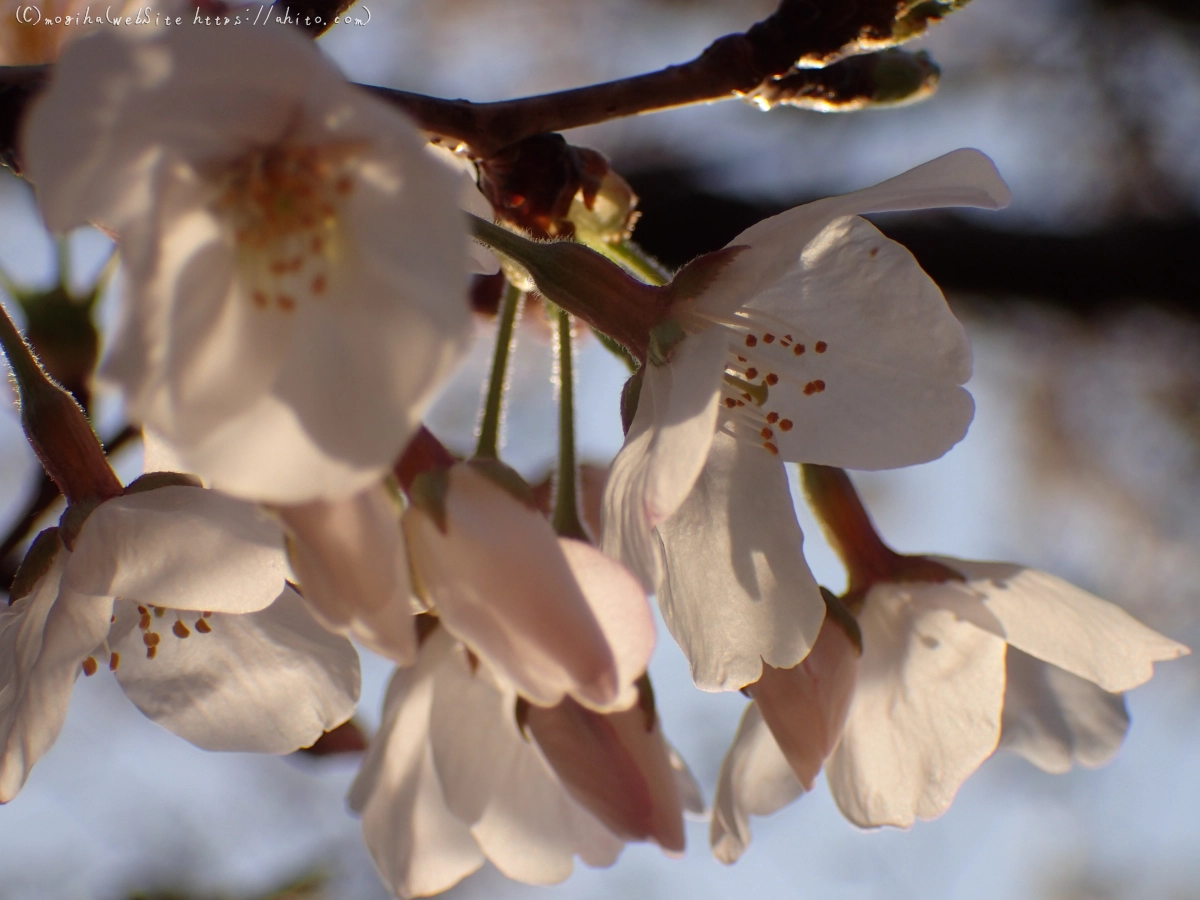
(0, 0), (942, 168)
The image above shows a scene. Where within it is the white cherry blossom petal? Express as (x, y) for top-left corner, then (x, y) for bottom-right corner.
(25, 26), (472, 503)
(695, 149), (1011, 316)
(0, 545), (72, 802)
(601, 325), (727, 589)
(939, 560), (1189, 692)
(999, 647), (1129, 774)
(428, 642), (623, 883)
(112, 588), (359, 753)
(279, 485), (417, 665)
(350, 633), (486, 898)
(727, 216), (974, 469)
(825, 582), (1006, 828)
(710, 702), (804, 865)
(0, 548), (112, 802)
(556, 538), (655, 711)
(657, 432), (824, 690)
(404, 464), (618, 708)
(141, 427), (193, 477)
(65, 486), (286, 614)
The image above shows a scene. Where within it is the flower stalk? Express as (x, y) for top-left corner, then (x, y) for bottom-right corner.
(801, 464), (962, 609)
(551, 306), (588, 541)
(476, 282), (523, 460)
(0, 301), (121, 506)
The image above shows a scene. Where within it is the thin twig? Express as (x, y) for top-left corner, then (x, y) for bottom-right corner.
(0, 0), (913, 168)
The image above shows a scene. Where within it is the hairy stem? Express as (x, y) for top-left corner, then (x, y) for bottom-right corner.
(475, 281), (523, 459)
(551, 307), (588, 541)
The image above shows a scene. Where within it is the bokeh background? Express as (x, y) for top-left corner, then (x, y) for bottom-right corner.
(2, 0), (1199, 897)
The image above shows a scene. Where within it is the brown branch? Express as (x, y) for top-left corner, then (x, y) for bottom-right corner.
(369, 0), (908, 157)
(1, 0), (922, 168)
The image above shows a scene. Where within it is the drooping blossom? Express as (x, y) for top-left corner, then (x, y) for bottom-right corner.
(402, 461), (655, 711)
(826, 558), (1186, 828)
(0, 479), (360, 802)
(602, 149), (1011, 691)
(349, 626), (699, 898)
(22, 24), (474, 502)
(709, 468), (1187, 857)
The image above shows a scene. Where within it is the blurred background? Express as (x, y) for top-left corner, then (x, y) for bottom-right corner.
(2, 0), (1199, 897)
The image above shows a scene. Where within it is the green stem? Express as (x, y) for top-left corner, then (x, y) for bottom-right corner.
(475, 281), (523, 460)
(551, 306), (589, 541)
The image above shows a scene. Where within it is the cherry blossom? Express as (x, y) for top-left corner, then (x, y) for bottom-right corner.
(709, 558), (1187, 856)
(602, 149), (1012, 601)
(402, 462), (655, 711)
(349, 627), (697, 897)
(22, 24), (474, 502)
(0, 481), (360, 801)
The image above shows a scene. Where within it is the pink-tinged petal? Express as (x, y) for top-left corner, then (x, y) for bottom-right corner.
(941, 560), (1189, 692)
(557, 538), (655, 711)
(65, 486), (286, 614)
(404, 464), (618, 708)
(279, 486), (417, 665)
(696, 149), (1010, 317)
(111, 588), (359, 753)
(524, 695), (687, 854)
(734, 216), (974, 469)
(1, 547), (112, 802)
(747, 616), (858, 790)
(601, 326), (727, 590)
(710, 702), (804, 865)
(349, 632), (485, 898)
(428, 642), (623, 883)
(657, 432), (824, 691)
(825, 582), (1006, 828)
(999, 648), (1129, 774)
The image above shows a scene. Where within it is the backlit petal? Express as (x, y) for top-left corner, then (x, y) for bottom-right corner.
(999, 647), (1129, 774)
(946, 559), (1189, 692)
(404, 464), (617, 708)
(0, 547), (112, 802)
(280, 485), (417, 664)
(112, 588), (359, 753)
(825, 582), (1006, 828)
(65, 486), (286, 614)
(428, 642), (623, 883)
(350, 632), (485, 898)
(657, 432), (824, 690)
(748, 616), (859, 791)
(601, 326), (727, 589)
(710, 702), (803, 865)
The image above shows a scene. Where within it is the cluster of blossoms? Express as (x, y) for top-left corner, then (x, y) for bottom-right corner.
(0, 18), (1187, 899)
